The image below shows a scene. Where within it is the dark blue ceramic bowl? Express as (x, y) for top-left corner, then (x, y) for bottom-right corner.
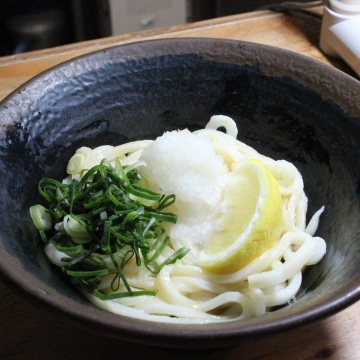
(0, 38), (359, 349)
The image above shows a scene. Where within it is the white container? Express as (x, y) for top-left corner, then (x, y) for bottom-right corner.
(320, 0), (360, 76)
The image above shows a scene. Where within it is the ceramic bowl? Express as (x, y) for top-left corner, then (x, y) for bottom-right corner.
(0, 38), (359, 349)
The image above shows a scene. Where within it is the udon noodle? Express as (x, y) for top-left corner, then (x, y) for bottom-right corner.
(44, 115), (326, 324)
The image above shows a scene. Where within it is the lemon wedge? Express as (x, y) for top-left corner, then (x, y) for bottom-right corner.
(198, 159), (283, 274)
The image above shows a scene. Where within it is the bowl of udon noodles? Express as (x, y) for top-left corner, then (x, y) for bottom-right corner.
(0, 38), (359, 349)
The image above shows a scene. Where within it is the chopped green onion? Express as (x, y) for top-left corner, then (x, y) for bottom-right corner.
(63, 243), (100, 268)
(39, 229), (49, 244)
(55, 243), (84, 254)
(63, 214), (91, 243)
(30, 157), (188, 298)
(128, 193), (158, 207)
(30, 204), (52, 231)
(66, 153), (85, 174)
(63, 268), (109, 277)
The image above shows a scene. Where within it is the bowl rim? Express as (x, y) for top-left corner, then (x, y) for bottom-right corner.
(0, 37), (360, 348)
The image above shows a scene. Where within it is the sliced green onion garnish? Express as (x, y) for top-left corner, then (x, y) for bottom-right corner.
(63, 214), (91, 243)
(55, 243), (84, 254)
(66, 153), (85, 174)
(63, 268), (109, 277)
(128, 193), (158, 207)
(30, 157), (188, 298)
(30, 204), (52, 231)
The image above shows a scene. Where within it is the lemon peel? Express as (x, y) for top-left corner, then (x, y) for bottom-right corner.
(198, 158), (283, 274)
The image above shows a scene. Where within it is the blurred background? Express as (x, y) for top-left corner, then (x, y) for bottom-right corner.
(0, 0), (307, 56)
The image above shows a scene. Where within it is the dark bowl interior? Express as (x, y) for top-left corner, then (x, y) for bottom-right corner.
(0, 38), (359, 349)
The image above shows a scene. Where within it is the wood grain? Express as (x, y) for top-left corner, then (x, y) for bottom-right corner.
(0, 8), (359, 360)
(0, 9), (354, 102)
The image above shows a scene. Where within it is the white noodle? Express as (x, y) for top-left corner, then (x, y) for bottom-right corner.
(45, 115), (326, 323)
(205, 115), (239, 138)
(306, 206), (325, 236)
(45, 241), (69, 267)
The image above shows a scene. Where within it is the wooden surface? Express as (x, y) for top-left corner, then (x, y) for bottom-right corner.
(0, 8), (355, 102)
(1, 8), (359, 360)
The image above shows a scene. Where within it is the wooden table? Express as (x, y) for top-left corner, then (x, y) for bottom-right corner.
(1, 8), (359, 360)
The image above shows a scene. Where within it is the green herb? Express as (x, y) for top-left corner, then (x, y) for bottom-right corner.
(29, 204), (52, 231)
(30, 158), (189, 299)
